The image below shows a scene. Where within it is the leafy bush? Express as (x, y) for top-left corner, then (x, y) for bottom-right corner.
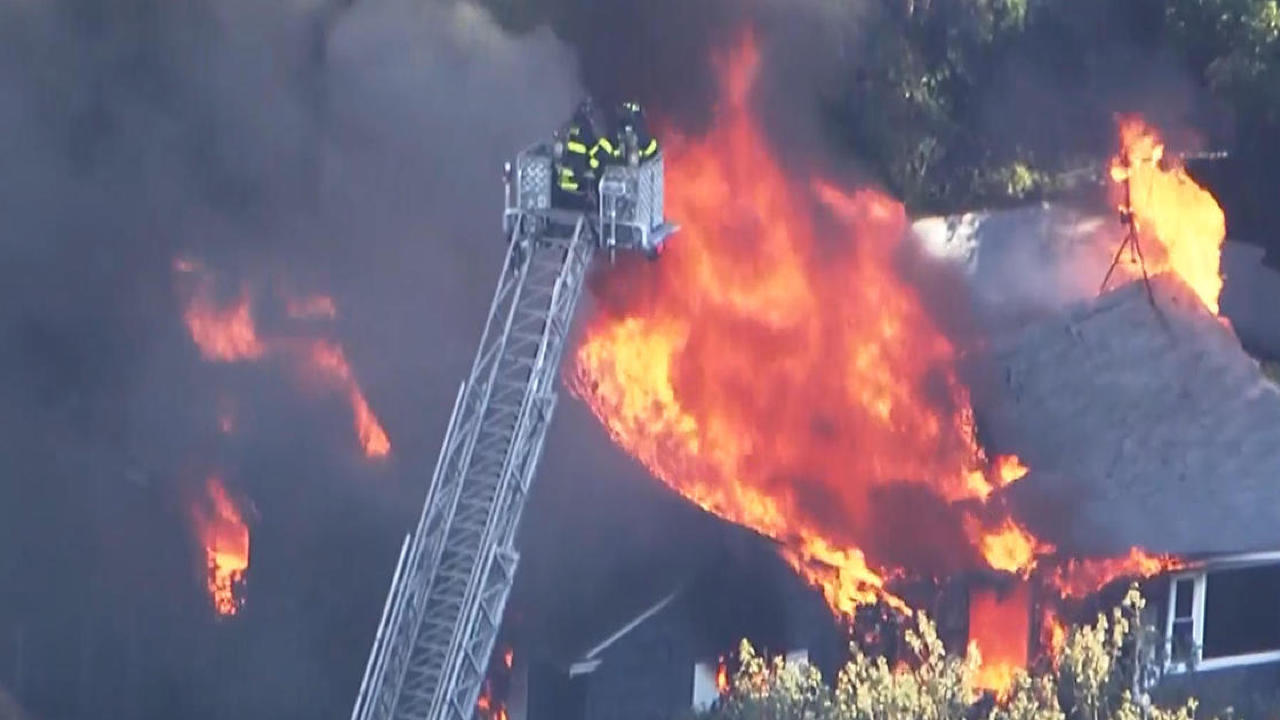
(698, 588), (1204, 720)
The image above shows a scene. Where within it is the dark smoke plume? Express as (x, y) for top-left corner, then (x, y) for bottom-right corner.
(0, 0), (650, 717)
(0, 0), (1228, 715)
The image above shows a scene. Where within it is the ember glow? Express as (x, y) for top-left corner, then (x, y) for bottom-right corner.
(217, 395), (237, 435)
(1039, 605), (1067, 661)
(969, 583), (1030, 699)
(570, 34), (1024, 613)
(182, 290), (266, 362)
(192, 476), (250, 617)
(286, 293), (338, 320)
(476, 683), (507, 720)
(1108, 116), (1226, 313)
(477, 646), (514, 720)
(175, 260), (390, 458)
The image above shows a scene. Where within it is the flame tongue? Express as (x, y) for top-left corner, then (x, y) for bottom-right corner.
(1049, 548), (1183, 598)
(176, 262), (391, 459)
(571, 35), (1016, 612)
(193, 476), (250, 616)
(1108, 116), (1226, 313)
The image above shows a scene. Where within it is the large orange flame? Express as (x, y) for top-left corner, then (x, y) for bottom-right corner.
(568, 35), (1192, 692)
(1108, 116), (1226, 313)
(192, 476), (250, 616)
(570, 34), (1028, 613)
(175, 261), (390, 458)
(969, 583), (1030, 699)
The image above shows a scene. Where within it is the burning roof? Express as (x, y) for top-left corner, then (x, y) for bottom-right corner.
(979, 273), (1280, 557)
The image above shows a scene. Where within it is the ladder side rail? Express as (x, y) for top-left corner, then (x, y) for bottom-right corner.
(370, 296), (512, 720)
(351, 533), (411, 720)
(420, 237), (576, 720)
(385, 225), (544, 720)
(364, 381), (470, 720)
(374, 226), (537, 720)
(494, 228), (593, 549)
(433, 220), (593, 720)
(445, 388), (558, 720)
(445, 230), (593, 720)
(362, 540), (416, 720)
(356, 377), (466, 720)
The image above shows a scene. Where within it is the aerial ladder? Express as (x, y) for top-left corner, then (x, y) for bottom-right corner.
(349, 120), (677, 720)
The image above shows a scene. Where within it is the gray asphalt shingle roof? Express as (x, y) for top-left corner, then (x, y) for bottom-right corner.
(980, 273), (1280, 556)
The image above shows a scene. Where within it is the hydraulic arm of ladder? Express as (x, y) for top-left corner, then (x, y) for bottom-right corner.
(350, 213), (594, 720)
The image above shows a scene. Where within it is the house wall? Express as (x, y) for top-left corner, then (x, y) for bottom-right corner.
(581, 600), (698, 720)
(1140, 562), (1280, 717)
(1154, 664), (1280, 719)
(524, 660), (586, 720)
(560, 547), (845, 720)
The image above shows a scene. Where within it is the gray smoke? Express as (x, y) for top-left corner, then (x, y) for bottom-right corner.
(0, 0), (621, 717)
(0, 0), (1235, 715)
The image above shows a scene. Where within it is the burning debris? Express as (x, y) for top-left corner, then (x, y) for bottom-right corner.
(192, 476), (251, 617)
(175, 258), (391, 459)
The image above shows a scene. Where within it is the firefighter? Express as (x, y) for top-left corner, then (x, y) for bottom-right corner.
(616, 100), (658, 165)
(554, 98), (617, 210)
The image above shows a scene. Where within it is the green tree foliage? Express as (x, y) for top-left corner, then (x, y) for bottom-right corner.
(823, 0), (1280, 214)
(478, 0), (1280, 223)
(697, 588), (1205, 720)
(825, 0), (1047, 212)
(1164, 1), (1280, 122)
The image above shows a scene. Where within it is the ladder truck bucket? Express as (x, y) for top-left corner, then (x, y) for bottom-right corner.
(598, 152), (678, 259)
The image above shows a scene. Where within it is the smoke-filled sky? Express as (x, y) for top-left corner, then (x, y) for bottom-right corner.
(0, 0), (1224, 717)
(0, 0), (664, 716)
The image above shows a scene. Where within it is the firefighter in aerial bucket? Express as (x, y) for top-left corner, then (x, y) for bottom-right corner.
(552, 98), (619, 210)
(615, 100), (658, 165)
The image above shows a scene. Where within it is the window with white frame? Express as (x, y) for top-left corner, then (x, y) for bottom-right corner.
(1164, 563), (1280, 672)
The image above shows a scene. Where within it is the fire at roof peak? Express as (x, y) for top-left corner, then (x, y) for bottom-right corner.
(1107, 115), (1226, 314)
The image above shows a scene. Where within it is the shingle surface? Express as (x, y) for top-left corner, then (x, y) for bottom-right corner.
(982, 274), (1280, 555)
